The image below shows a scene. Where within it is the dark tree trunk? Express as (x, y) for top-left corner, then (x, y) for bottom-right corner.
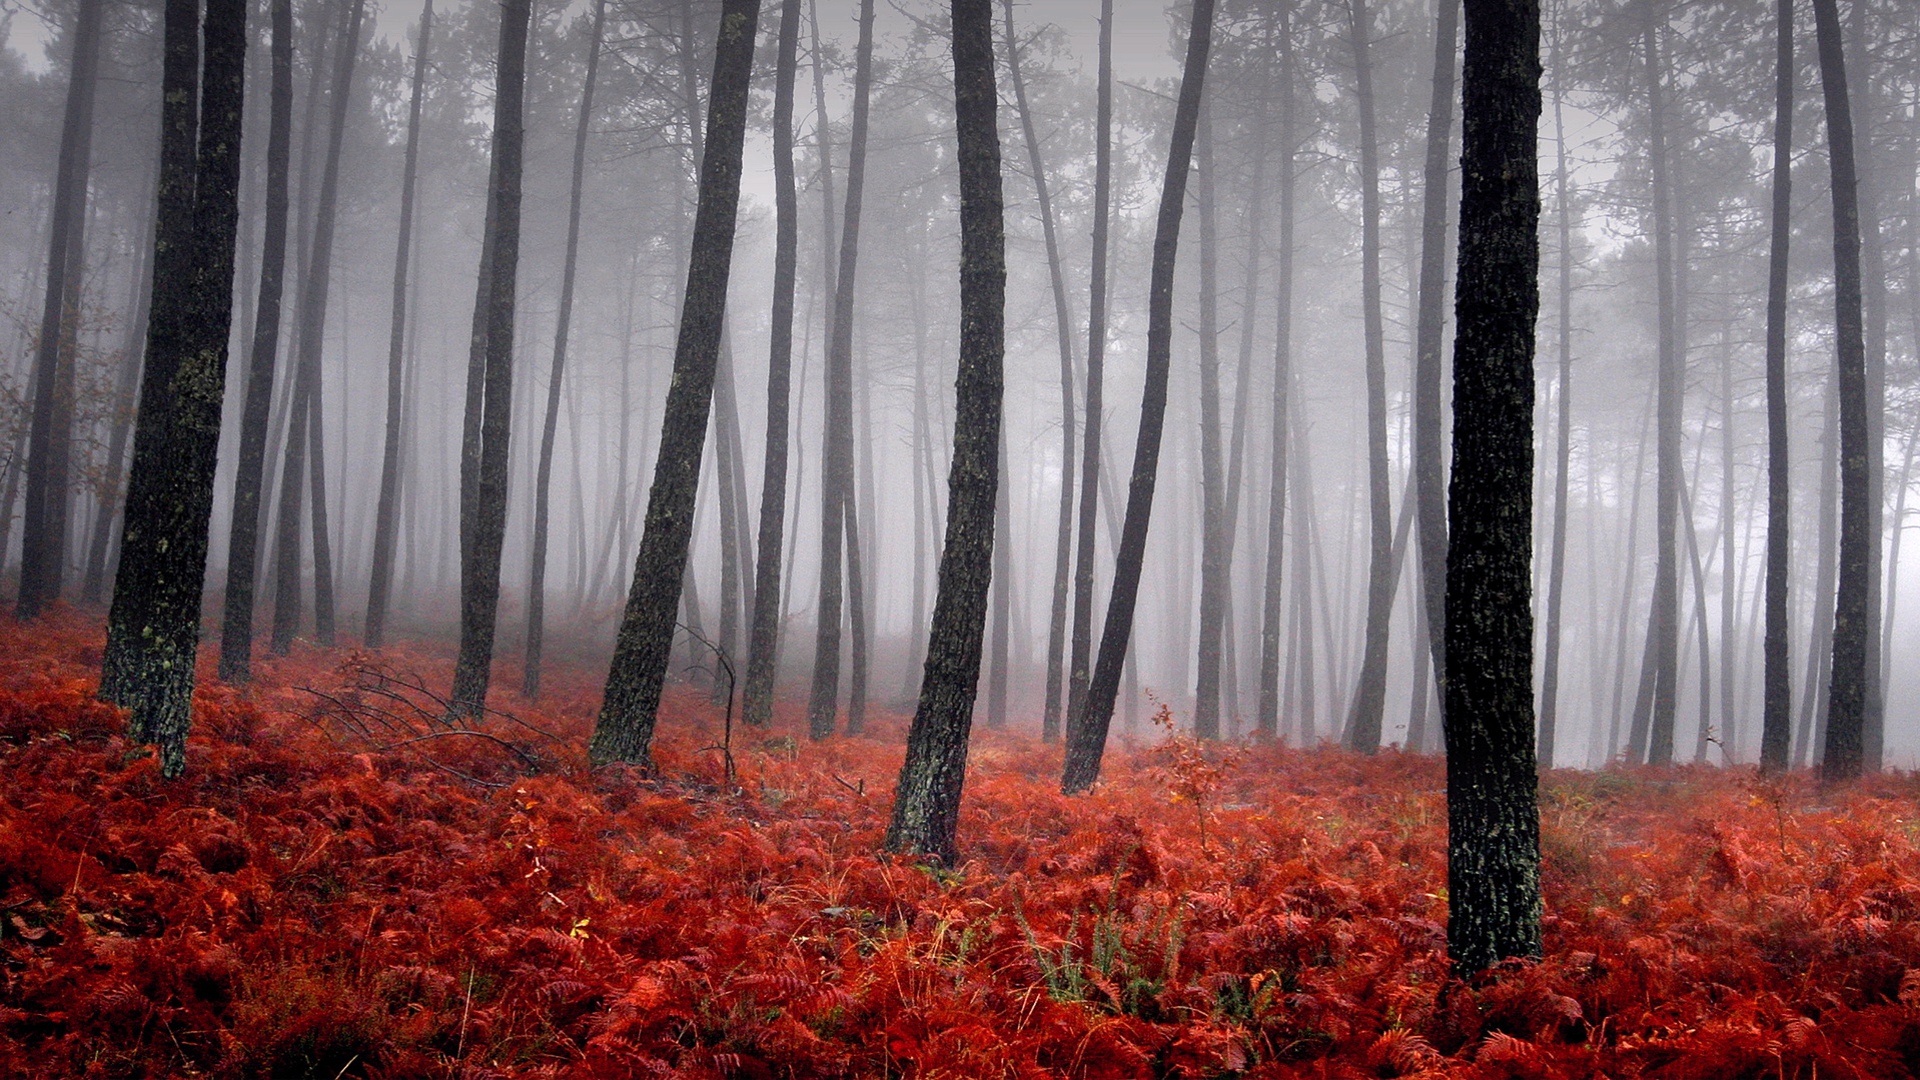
(1344, 0), (1393, 754)
(1194, 95), (1226, 741)
(1446, 0), (1542, 976)
(99, 0), (249, 777)
(806, 0), (875, 741)
(521, 0), (603, 695)
(448, 0), (532, 718)
(18, 0), (104, 619)
(1065, 0), (1113, 738)
(1413, 0), (1461, 710)
(1812, 0), (1869, 782)
(883, 0), (1002, 863)
(1257, 0), (1297, 742)
(218, 0), (294, 681)
(1797, 375), (1838, 766)
(1760, 0), (1793, 771)
(1002, 0), (1076, 743)
(1062, 0), (1214, 795)
(1845, 0), (1885, 772)
(588, 0), (759, 763)
(1537, 4), (1571, 769)
(743, 0), (802, 728)
(986, 422), (1011, 729)
(365, 0), (437, 653)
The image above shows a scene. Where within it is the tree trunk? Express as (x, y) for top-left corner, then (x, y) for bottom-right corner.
(1796, 372), (1838, 766)
(1638, 2), (1682, 766)
(448, 0), (532, 718)
(806, 0), (875, 741)
(1194, 93), (1227, 741)
(1414, 0), (1461, 709)
(883, 0), (1003, 863)
(1845, 0), (1884, 771)
(743, 0), (802, 728)
(1257, 0), (1297, 742)
(1445, 0), (1541, 977)
(588, 0), (759, 763)
(521, 0), (603, 694)
(1811, 0), (1869, 781)
(1344, 0), (1394, 754)
(987, 422), (1011, 729)
(84, 162), (157, 605)
(1537, 2), (1572, 769)
(365, 0), (437, 653)
(1760, 0), (1793, 771)
(1062, 0), (1214, 795)
(18, 0), (104, 619)
(1002, 0), (1076, 742)
(99, 0), (249, 777)
(1066, 0), (1113, 738)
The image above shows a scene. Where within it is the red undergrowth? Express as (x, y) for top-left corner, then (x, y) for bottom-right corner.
(3, 610), (1920, 1078)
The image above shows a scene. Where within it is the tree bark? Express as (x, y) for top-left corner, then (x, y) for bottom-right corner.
(521, 0), (603, 695)
(1446, 0), (1541, 976)
(1760, 0), (1793, 771)
(884, 0), (1003, 863)
(1414, 0), (1461, 711)
(744, 0), (803, 728)
(100, 0), (249, 777)
(1062, 0), (1214, 794)
(589, 0), (759, 763)
(365, 0), (437, 653)
(1257, 0), (1297, 742)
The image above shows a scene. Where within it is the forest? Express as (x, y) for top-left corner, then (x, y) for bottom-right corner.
(1, 0), (1918, 1073)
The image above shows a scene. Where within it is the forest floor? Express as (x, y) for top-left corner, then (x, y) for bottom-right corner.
(2, 612), (1919, 1078)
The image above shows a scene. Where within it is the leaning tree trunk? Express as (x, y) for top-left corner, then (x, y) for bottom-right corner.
(1445, 0), (1542, 977)
(1759, 0), (1793, 771)
(17, 0), (104, 620)
(448, 0), (533, 718)
(1065, 0), (1113, 736)
(364, 0), (436, 653)
(100, 0), (249, 777)
(521, 0), (604, 695)
(883, 0), (1003, 864)
(1811, 0), (1870, 781)
(743, 0), (802, 728)
(1002, 0), (1077, 743)
(1062, 0), (1215, 795)
(588, 0), (760, 764)
(218, 0), (294, 681)
(1537, 2), (1572, 769)
(1257, 0), (1298, 742)
(1344, 0), (1394, 754)
(806, 0), (876, 741)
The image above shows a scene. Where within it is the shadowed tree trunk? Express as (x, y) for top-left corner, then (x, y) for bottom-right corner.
(744, 0), (802, 729)
(588, 0), (759, 763)
(1002, 0), (1076, 742)
(1344, 0), (1393, 754)
(883, 0), (1002, 864)
(1066, 0), (1113, 737)
(99, 0), (248, 777)
(1760, 0), (1793, 771)
(1446, 0), (1541, 977)
(521, 0), (603, 695)
(17, 0), (104, 619)
(1257, 0), (1297, 742)
(1537, 0), (1572, 769)
(365, 0), (436, 653)
(1845, 0), (1885, 772)
(807, 0), (875, 741)
(1812, 0), (1869, 781)
(218, 0), (294, 681)
(1062, 0), (1214, 795)
(1194, 95), (1226, 741)
(448, 0), (532, 718)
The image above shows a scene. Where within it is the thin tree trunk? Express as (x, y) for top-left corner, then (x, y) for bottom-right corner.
(1797, 371), (1839, 766)
(448, 0), (532, 718)
(883, 0), (1003, 863)
(588, 0), (759, 763)
(84, 164), (157, 605)
(1846, 0), (1885, 771)
(1538, 2), (1572, 769)
(1257, 0), (1297, 742)
(987, 422), (1011, 729)
(1193, 92), (1227, 740)
(1760, 0), (1794, 771)
(1066, 0), (1112, 736)
(743, 0), (802, 728)
(1639, 2), (1681, 766)
(1062, 0), (1214, 794)
(366, 0), (437, 653)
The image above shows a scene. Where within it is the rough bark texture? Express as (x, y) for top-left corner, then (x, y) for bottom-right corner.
(1413, 0), (1460, 717)
(1062, 0), (1214, 795)
(449, 0), (532, 718)
(589, 0), (759, 764)
(100, 0), (249, 777)
(1445, 0), (1542, 976)
(806, 0), (876, 741)
(1759, 0), (1793, 771)
(218, 0), (295, 683)
(884, 0), (1003, 864)
(17, 0), (103, 620)
(365, 0), (436, 653)
(744, 0), (802, 729)
(1812, 0), (1869, 782)
(522, 0), (603, 695)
